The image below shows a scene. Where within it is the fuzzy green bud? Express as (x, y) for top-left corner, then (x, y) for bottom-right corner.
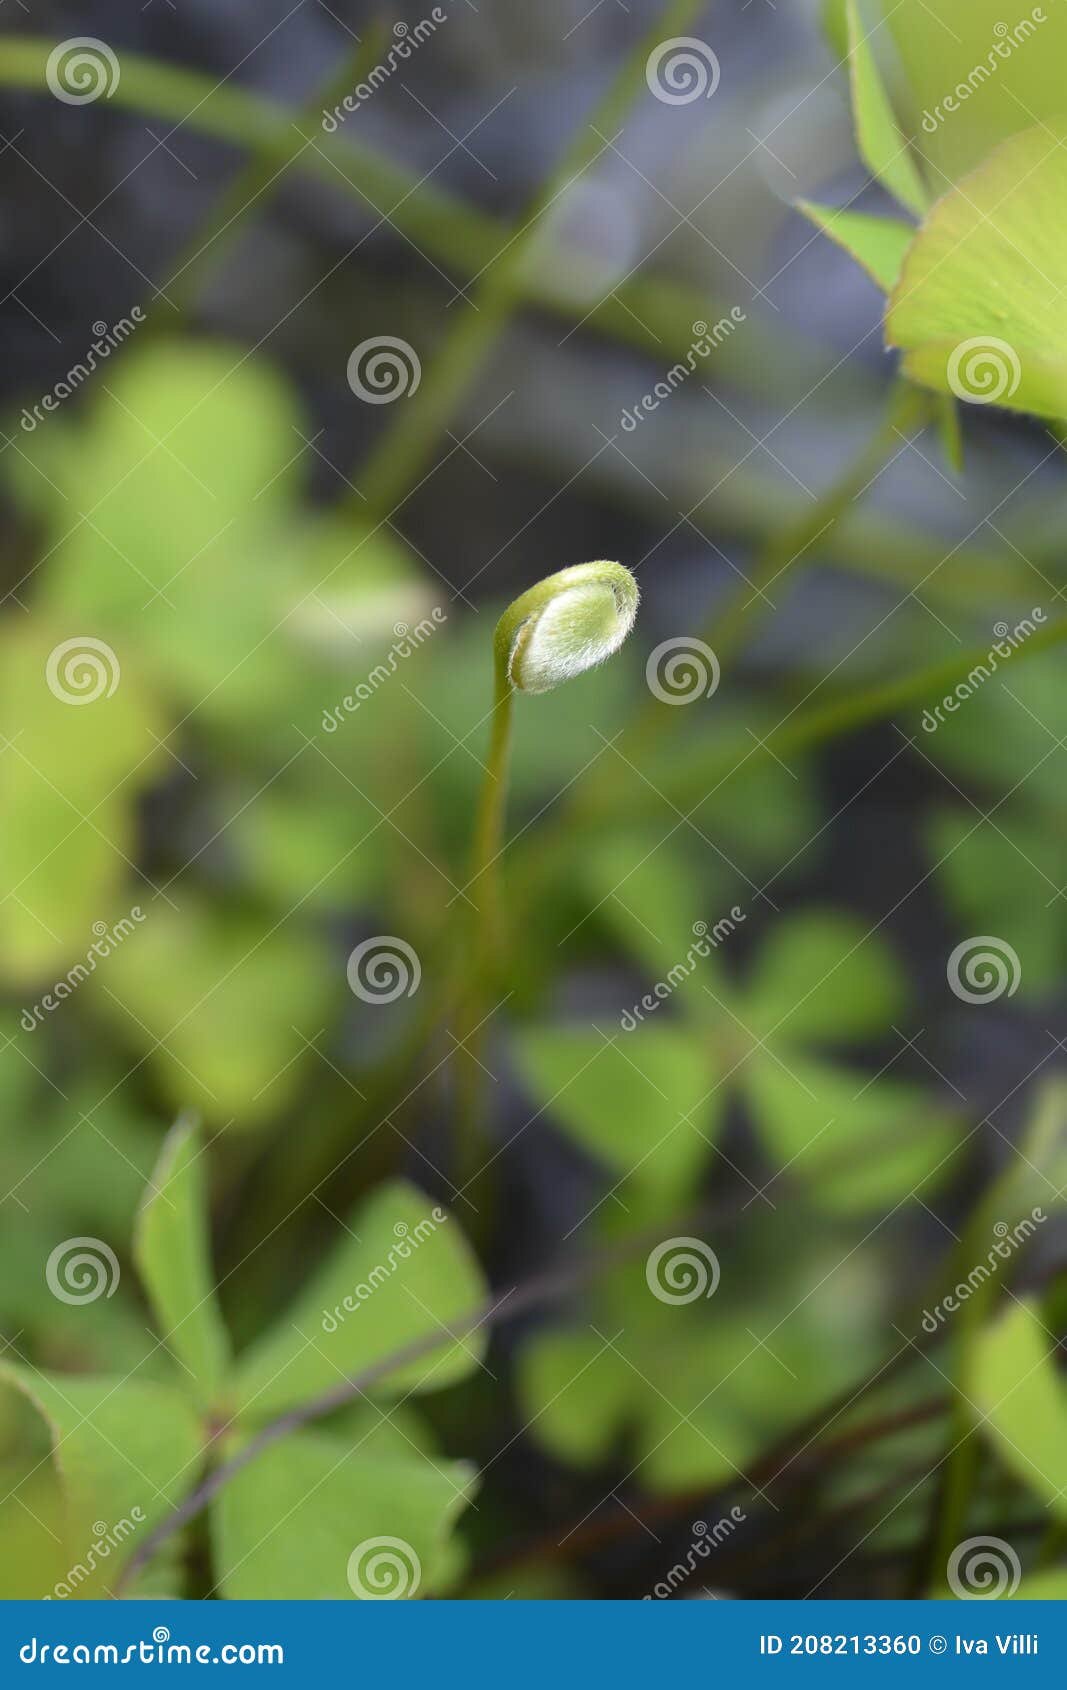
(494, 561), (639, 696)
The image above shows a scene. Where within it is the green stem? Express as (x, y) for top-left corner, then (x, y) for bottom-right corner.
(927, 1171), (1024, 1583)
(489, 411), (1054, 614)
(507, 607), (1067, 918)
(453, 670), (513, 1209)
(253, 601), (1067, 1219)
(155, 19), (390, 321)
(750, 609), (1067, 777)
(351, 0), (708, 519)
(708, 382), (931, 668)
(0, 38), (861, 402)
(470, 669), (515, 969)
(454, 556), (640, 1202)
(614, 379), (931, 778)
(119, 1199), (715, 1594)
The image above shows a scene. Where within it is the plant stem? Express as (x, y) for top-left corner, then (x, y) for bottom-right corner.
(706, 382), (931, 669)
(475, 1408), (948, 1584)
(507, 607), (1067, 919)
(0, 36), (793, 387)
(489, 410), (1052, 614)
(472, 382), (934, 943)
(119, 1123), (1061, 1596)
(604, 380), (931, 782)
(453, 670), (514, 1210)
(350, 0), (709, 520)
(470, 669), (515, 973)
(115, 1199), (712, 1594)
(927, 1176), (1014, 1583)
(257, 603), (1067, 1228)
(155, 19), (390, 321)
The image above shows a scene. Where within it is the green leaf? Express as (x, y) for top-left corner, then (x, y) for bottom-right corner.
(888, 123), (1067, 419)
(289, 517), (441, 657)
(90, 897), (336, 1126)
(1009, 1079), (1067, 1212)
(798, 201), (914, 292)
(0, 1366), (203, 1594)
(742, 910), (907, 1045)
(517, 1329), (635, 1468)
(228, 781), (386, 915)
(134, 1115), (231, 1408)
(581, 832), (732, 993)
(0, 1459), (67, 1600)
(1011, 1570), (1067, 1600)
(519, 1251), (883, 1494)
(34, 344), (309, 729)
(512, 1024), (722, 1193)
(927, 805), (1064, 1001)
(918, 644), (1067, 810)
(846, 0), (928, 216)
(317, 1397), (444, 1463)
(882, 0), (1067, 185)
(211, 1427), (475, 1598)
(742, 1052), (962, 1212)
(646, 709), (821, 870)
(971, 1299), (1067, 1518)
(233, 1182), (487, 1421)
(0, 620), (166, 985)
(519, 1319), (755, 1493)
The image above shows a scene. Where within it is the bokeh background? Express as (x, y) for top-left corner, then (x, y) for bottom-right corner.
(0, 0), (1066, 1601)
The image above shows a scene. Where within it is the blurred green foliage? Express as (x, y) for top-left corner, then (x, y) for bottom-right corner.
(0, 2), (1066, 1604)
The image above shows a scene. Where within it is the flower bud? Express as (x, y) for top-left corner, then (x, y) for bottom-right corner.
(496, 561), (639, 695)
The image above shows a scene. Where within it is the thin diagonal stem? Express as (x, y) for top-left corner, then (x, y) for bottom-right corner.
(454, 669), (513, 1202)
(350, 0), (709, 519)
(115, 1200), (710, 1595)
(707, 383), (932, 669)
(157, 18), (390, 320)
(597, 379), (932, 779)
(0, 35), (782, 386)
